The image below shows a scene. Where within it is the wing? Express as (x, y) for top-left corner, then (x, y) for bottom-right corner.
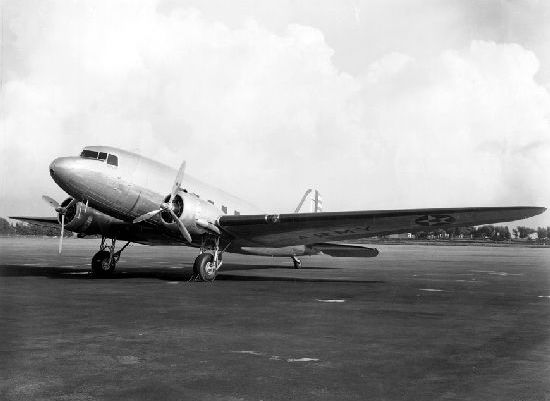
(9, 216), (59, 228)
(219, 206), (546, 247)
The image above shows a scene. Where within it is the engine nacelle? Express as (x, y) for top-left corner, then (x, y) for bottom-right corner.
(159, 191), (222, 236)
(59, 197), (117, 235)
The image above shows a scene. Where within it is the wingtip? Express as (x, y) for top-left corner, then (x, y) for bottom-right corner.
(528, 206), (547, 217)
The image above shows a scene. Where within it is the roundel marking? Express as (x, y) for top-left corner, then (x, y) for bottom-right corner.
(415, 214), (456, 226)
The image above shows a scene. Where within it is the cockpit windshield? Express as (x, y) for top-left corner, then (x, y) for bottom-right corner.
(80, 149), (118, 166)
(80, 150), (98, 159)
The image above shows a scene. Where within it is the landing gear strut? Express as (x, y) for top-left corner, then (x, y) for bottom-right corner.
(291, 256), (302, 269)
(91, 237), (130, 276)
(191, 236), (227, 282)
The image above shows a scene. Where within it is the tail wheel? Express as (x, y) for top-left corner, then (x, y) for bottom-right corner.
(193, 253), (217, 282)
(92, 250), (116, 276)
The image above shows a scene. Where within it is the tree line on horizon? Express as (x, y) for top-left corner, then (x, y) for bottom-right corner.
(0, 217), (548, 241)
(414, 225), (548, 241)
(0, 217), (69, 237)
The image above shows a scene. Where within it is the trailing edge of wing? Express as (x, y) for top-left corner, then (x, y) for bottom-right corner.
(9, 216), (59, 228)
(219, 206), (546, 247)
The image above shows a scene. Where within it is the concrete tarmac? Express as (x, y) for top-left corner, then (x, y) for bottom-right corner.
(1, 237), (549, 400)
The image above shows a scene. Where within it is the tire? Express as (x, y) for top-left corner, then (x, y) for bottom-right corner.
(193, 253), (216, 281)
(92, 250), (116, 276)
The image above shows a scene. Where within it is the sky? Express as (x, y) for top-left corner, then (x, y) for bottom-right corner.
(1, 0), (549, 228)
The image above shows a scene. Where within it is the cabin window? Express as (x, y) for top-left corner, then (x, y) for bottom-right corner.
(98, 152), (108, 161)
(80, 150), (98, 159)
(107, 154), (118, 166)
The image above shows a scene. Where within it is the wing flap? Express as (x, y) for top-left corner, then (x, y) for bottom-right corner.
(220, 206), (546, 247)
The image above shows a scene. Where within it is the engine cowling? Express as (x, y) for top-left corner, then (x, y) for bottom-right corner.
(159, 191), (221, 236)
(58, 197), (116, 235)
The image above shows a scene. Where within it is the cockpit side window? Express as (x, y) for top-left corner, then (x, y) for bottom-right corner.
(107, 154), (118, 166)
(81, 150), (98, 159)
(98, 152), (108, 161)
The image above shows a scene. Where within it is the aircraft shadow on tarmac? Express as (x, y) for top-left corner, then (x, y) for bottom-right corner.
(0, 264), (384, 284)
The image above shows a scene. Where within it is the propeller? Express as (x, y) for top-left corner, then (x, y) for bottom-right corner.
(42, 195), (60, 210)
(42, 195), (78, 254)
(132, 161), (193, 243)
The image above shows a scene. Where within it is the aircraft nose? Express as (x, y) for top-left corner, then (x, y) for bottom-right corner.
(49, 157), (75, 181)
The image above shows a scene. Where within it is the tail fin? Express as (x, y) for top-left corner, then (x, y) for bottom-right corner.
(313, 189), (323, 213)
(295, 189), (323, 213)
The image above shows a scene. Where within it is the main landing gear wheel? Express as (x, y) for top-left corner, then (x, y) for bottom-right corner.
(193, 253), (217, 282)
(291, 256), (302, 269)
(92, 250), (116, 276)
(90, 237), (130, 277)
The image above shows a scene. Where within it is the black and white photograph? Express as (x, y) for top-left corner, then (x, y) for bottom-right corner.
(1, 1), (549, 400)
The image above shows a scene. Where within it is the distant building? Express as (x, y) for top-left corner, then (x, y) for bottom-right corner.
(388, 233), (414, 239)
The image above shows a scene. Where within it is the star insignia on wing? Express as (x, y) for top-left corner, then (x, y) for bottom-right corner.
(415, 214), (456, 226)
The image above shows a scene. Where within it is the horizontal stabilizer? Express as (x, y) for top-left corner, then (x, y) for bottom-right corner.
(312, 243), (379, 258)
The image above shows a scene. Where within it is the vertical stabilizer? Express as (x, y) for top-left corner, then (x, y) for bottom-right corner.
(295, 189), (323, 213)
(313, 190), (323, 213)
(294, 189), (312, 213)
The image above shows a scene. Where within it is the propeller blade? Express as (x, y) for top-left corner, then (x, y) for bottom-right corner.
(59, 214), (65, 254)
(64, 197), (78, 212)
(42, 195), (60, 210)
(169, 209), (192, 243)
(132, 209), (162, 224)
(170, 161), (186, 200)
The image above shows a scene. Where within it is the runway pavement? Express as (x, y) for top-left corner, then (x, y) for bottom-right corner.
(0, 237), (549, 400)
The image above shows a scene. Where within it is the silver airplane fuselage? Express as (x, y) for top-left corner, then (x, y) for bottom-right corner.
(49, 146), (261, 246)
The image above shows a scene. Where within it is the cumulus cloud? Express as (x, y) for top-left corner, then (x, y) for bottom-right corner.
(1, 0), (549, 226)
(350, 41), (550, 211)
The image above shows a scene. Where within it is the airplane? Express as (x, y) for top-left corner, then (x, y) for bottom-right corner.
(10, 145), (546, 281)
